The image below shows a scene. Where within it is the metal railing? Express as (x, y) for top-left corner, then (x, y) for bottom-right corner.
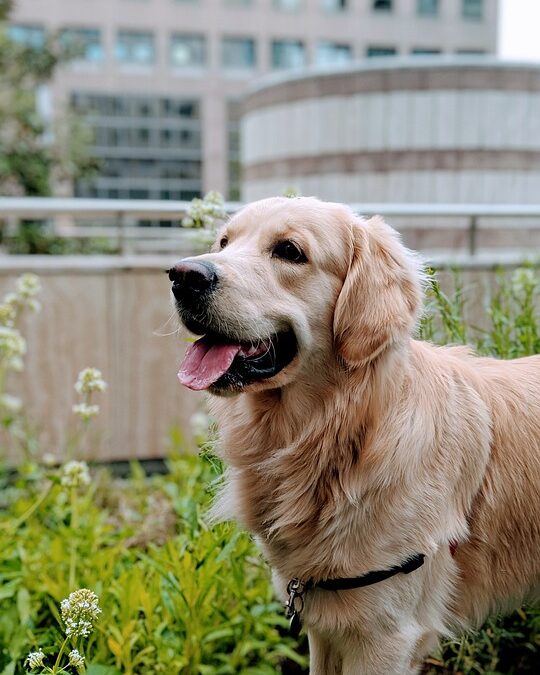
(1, 197), (540, 260)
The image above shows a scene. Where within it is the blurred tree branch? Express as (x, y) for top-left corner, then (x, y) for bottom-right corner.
(0, 0), (98, 196)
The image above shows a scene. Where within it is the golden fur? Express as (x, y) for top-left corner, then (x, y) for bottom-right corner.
(187, 197), (540, 674)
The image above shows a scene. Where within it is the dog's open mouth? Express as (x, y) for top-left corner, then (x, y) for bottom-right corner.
(178, 330), (297, 392)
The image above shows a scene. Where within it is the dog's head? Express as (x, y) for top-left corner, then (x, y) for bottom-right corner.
(171, 197), (422, 396)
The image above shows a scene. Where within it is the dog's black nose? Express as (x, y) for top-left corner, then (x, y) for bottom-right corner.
(169, 260), (218, 302)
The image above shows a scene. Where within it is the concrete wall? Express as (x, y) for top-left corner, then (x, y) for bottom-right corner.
(241, 60), (540, 203)
(0, 257), (202, 464)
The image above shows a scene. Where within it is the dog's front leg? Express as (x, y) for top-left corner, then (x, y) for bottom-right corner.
(308, 630), (343, 675)
(340, 630), (421, 675)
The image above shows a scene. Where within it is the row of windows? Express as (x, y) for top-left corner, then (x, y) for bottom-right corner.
(132, 0), (484, 20)
(99, 158), (202, 180)
(9, 26), (487, 69)
(75, 186), (201, 202)
(72, 93), (200, 119)
(92, 127), (201, 149)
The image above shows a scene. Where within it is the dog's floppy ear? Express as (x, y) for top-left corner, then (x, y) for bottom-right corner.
(333, 216), (422, 366)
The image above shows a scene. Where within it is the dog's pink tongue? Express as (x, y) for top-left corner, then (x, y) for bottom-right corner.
(178, 337), (240, 391)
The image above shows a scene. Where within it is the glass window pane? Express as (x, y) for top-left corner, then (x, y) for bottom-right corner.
(463, 0), (483, 19)
(316, 42), (352, 66)
(115, 31), (155, 65)
(170, 34), (206, 67)
(7, 24), (46, 48)
(417, 0), (439, 16)
(60, 28), (104, 63)
(321, 0), (348, 11)
(372, 0), (392, 11)
(221, 37), (256, 68)
(271, 40), (305, 69)
(366, 46), (397, 57)
(411, 48), (441, 54)
(273, 0), (302, 11)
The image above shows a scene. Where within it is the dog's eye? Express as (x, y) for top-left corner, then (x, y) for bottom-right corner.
(272, 240), (307, 263)
(219, 236), (228, 249)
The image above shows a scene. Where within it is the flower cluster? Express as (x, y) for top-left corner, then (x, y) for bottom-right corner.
(0, 302), (16, 327)
(74, 367), (107, 395)
(60, 460), (91, 489)
(14, 273), (42, 312)
(0, 273), (41, 380)
(68, 649), (85, 668)
(0, 392), (22, 413)
(60, 588), (101, 638)
(511, 267), (537, 296)
(73, 367), (107, 421)
(25, 649), (45, 669)
(0, 325), (27, 371)
(181, 191), (227, 229)
(72, 402), (100, 421)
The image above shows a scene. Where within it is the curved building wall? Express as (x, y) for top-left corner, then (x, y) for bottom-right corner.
(241, 60), (540, 203)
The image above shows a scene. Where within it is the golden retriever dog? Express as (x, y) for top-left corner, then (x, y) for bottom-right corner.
(170, 196), (540, 674)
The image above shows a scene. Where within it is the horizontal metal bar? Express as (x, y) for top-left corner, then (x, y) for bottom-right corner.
(0, 198), (242, 218)
(3, 197), (540, 219)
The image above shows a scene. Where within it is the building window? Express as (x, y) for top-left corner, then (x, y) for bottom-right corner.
(366, 46), (397, 57)
(271, 40), (305, 69)
(411, 48), (441, 54)
(72, 93), (203, 201)
(463, 0), (483, 19)
(170, 34), (206, 68)
(115, 31), (155, 65)
(221, 37), (256, 69)
(316, 42), (352, 66)
(321, 0), (347, 11)
(372, 0), (392, 12)
(60, 28), (104, 63)
(7, 24), (46, 48)
(417, 0), (439, 16)
(273, 0), (302, 11)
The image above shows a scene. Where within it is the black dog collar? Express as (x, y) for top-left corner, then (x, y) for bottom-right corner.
(285, 553), (426, 637)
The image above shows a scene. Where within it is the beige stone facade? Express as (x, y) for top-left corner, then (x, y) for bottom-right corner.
(9, 1), (498, 198)
(241, 60), (540, 204)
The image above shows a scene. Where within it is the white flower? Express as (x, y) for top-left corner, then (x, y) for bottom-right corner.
(42, 452), (58, 467)
(182, 191), (226, 230)
(511, 267), (537, 295)
(61, 460), (90, 488)
(60, 588), (101, 638)
(16, 273), (41, 299)
(25, 649), (45, 669)
(0, 326), (26, 370)
(0, 302), (16, 327)
(74, 367), (107, 395)
(72, 402), (100, 421)
(68, 649), (85, 668)
(0, 393), (22, 413)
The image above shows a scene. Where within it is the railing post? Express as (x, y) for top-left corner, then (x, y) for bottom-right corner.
(468, 215), (478, 256)
(117, 211), (127, 255)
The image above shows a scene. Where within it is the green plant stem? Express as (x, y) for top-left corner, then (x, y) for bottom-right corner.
(52, 636), (69, 674)
(69, 487), (79, 590)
